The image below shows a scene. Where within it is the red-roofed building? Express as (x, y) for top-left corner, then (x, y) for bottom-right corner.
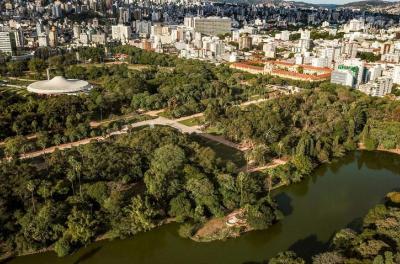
(230, 62), (264, 75)
(230, 60), (332, 82)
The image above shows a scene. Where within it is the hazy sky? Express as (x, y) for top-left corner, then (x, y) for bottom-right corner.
(296, 0), (397, 5)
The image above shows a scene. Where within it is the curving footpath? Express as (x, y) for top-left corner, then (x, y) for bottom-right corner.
(17, 97), (277, 160)
(19, 116), (242, 160)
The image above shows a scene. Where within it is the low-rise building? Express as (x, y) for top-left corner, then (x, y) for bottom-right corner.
(358, 76), (392, 97)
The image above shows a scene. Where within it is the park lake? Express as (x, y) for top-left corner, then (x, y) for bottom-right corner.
(6, 150), (400, 264)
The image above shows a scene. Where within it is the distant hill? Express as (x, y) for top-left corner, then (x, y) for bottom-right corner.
(342, 0), (393, 7)
(213, 0), (400, 13)
(340, 0), (400, 13)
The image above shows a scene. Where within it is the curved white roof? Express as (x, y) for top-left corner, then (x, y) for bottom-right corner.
(27, 76), (91, 95)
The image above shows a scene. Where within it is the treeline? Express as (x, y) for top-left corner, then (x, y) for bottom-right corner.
(362, 119), (400, 150)
(356, 51), (381, 63)
(0, 47), (104, 77)
(112, 45), (179, 67)
(0, 45), (176, 77)
(254, 73), (323, 90)
(310, 30), (345, 40)
(0, 114), (148, 159)
(0, 126), (280, 258)
(204, 83), (400, 186)
(268, 192), (400, 264)
(0, 94), (91, 141)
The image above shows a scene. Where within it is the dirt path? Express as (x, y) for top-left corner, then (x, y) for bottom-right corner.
(244, 158), (288, 173)
(194, 217), (227, 239)
(358, 143), (400, 155)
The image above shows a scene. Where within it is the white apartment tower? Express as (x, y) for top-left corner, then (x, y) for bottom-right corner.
(112, 24), (131, 43)
(0, 31), (13, 54)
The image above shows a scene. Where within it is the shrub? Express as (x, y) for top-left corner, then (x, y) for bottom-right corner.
(364, 137), (378, 151)
(54, 237), (72, 257)
(178, 223), (197, 238)
(387, 192), (400, 204)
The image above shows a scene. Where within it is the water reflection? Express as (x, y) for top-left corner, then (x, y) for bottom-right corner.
(73, 247), (102, 264)
(288, 234), (328, 261)
(358, 151), (400, 173)
(8, 151), (400, 264)
(274, 192), (293, 216)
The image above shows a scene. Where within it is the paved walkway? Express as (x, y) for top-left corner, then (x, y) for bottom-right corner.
(19, 116), (241, 160)
(15, 97), (277, 160)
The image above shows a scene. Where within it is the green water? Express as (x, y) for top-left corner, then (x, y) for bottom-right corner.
(7, 151), (400, 264)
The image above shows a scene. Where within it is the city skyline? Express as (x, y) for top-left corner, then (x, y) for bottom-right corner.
(0, 0), (400, 263)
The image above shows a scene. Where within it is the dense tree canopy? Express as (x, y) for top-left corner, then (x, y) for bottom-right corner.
(0, 126), (279, 258)
(0, 50), (248, 142)
(204, 84), (400, 186)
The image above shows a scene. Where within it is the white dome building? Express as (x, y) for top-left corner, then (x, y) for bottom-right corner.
(27, 76), (92, 95)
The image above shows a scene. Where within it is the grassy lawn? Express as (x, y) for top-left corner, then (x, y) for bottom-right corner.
(96, 113), (155, 129)
(178, 116), (205, 127)
(192, 135), (246, 168)
(3, 79), (35, 85)
(0, 86), (30, 97)
(205, 125), (224, 136)
(157, 111), (172, 118)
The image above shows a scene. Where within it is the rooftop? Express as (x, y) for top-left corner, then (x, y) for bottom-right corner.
(27, 76), (92, 95)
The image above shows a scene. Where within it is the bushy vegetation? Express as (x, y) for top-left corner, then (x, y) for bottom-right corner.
(250, 73), (323, 90)
(362, 120), (400, 150)
(0, 126), (280, 258)
(356, 51), (381, 62)
(310, 30), (345, 40)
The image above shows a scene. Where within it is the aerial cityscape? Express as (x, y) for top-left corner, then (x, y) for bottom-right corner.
(0, 0), (400, 263)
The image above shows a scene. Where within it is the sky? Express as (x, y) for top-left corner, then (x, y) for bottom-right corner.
(292, 0), (398, 5)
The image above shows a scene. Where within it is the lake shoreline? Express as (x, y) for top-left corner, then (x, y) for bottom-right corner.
(189, 147), (400, 242)
(3, 148), (400, 261)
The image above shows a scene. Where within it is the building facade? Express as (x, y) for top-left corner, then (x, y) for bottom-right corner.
(193, 17), (231, 36)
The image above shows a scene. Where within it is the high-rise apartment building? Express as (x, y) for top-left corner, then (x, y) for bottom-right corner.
(239, 34), (252, 50)
(0, 31), (14, 54)
(193, 17), (231, 36)
(13, 30), (24, 48)
(392, 65), (400, 84)
(184, 16), (195, 28)
(112, 24), (131, 43)
(358, 77), (392, 97)
(263, 42), (276, 58)
(48, 27), (58, 47)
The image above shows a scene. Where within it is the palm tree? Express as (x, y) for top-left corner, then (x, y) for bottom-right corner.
(237, 172), (245, 207)
(68, 157), (82, 197)
(277, 141), (284, 159)
(67, 170), (76, 196)
(26, 181), (36, 213)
